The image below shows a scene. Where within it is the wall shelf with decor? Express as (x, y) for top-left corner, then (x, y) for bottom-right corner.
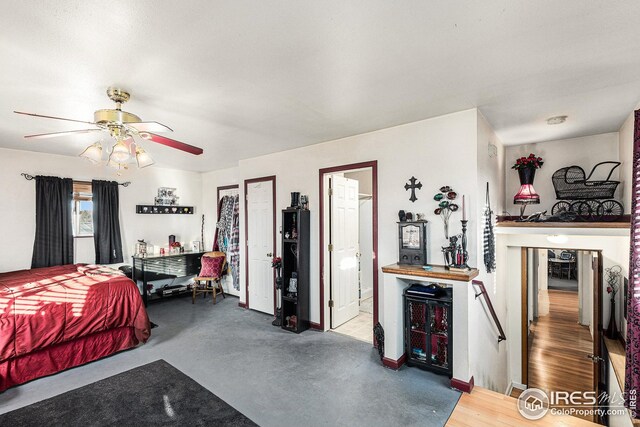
(281, 207), (310, 334)
(136, 205), (194, 214)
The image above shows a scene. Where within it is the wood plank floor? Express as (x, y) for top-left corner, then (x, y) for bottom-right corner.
(528, 289), (595, 422)
(446, 386), (597, 426)
(529, 289), (593, 394)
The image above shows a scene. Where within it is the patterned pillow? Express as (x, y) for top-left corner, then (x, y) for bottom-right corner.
(199, 255), (225, 278)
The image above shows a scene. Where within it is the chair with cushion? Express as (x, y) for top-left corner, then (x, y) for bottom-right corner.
(192, 251), (226, 304)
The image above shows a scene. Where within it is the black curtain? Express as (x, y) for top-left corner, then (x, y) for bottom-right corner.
(92, 180), (124, 264)
(31, 176), (74, 268)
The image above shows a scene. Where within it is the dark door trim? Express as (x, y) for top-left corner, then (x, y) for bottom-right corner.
(521, 247), (604, 409)
(243, 176), (276, 312)
(318, 161), (378, 336)
(216, 184), (239, 203)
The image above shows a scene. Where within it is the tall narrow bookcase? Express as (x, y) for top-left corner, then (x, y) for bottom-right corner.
(281, 208), (310, 333)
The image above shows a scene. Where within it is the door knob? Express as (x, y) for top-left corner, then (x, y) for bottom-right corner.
(586, 354), (604, 363)
(267, 253), (273, 257)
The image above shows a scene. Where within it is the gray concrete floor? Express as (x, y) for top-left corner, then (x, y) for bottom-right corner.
(0, 295), (461, 426)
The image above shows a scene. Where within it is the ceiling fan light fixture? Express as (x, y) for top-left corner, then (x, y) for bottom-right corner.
(110, 139), (130, 163)
(79, 142), (103, 164)
(135, 146), (155, 168)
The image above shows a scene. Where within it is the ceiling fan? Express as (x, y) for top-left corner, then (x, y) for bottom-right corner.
(14, 87), (203, 169)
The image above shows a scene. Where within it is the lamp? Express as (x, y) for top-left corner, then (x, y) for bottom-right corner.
(79, 142), (103, 164)
(514, 182), (540, 218)
(135, 146), (154, 168)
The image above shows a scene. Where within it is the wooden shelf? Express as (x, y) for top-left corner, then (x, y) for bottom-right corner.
(381, 263), (479, 282)
(136, 205), (194, 214)
(496, 220), (629, 229)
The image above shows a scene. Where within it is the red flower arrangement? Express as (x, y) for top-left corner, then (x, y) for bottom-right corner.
(170, 241), (181, 248)
(512, 153), (544, 170)
(271, 256), (282, 269)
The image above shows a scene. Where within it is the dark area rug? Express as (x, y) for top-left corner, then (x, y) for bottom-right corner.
(0, 359), (257, 426)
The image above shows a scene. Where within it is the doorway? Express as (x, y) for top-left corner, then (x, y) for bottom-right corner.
(244, 176), (276, 314)
(522, 247), (603, 423)
(217, 184), (240, 297)
(319, 162), (378, 344)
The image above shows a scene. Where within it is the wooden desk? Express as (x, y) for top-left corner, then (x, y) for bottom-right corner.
(132, 251), (205, 306)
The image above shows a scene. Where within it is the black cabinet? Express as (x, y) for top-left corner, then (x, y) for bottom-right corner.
(404, 285), (452, 376)
(281, 208), (310, 333)
(398, 221), (428, 265)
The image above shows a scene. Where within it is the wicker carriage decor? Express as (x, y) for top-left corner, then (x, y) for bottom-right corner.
(550, 161), (623, 221)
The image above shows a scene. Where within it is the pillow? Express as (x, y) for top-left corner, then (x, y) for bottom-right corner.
(199, 255), (225, 278)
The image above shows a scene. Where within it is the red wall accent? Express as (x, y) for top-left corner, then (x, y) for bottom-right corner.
(450, 376), (475, 393)
(309, 322), (322, 330)
(382, 353), (407, 370)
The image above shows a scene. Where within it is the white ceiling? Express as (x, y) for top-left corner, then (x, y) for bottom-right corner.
(2, 1), (640, 172)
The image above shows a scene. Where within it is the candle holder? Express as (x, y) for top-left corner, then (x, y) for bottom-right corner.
(457, 220), (470, 270)
(443, 220), (470, 271)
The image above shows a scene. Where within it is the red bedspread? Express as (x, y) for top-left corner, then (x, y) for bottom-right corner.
(0, 264), (150, 390)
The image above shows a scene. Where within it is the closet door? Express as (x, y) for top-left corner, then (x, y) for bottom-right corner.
(245, 177), (276, 314)
(217, 187), (240, 297)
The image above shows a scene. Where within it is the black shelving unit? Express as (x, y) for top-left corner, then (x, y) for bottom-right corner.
(404, 285), (453, 377)
(281, 208), (310, 333)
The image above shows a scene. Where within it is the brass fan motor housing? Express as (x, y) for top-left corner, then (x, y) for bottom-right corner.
(94, 108), (141, 125)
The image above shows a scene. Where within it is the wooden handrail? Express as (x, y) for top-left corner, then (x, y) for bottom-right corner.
(472, 280), (507, 343)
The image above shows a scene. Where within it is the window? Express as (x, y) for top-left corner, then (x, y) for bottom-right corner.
(72, 181), (93, 237)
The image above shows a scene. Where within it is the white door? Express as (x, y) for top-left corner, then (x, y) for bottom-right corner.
(330, 175), (360, 328)
(247, 180), (275, 314)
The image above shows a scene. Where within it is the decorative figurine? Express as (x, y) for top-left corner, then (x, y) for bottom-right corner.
(300, 195), (309, 210)
(290, 192), (300, 208)
(288, 272), (298, 295)
(398, 210), (406, 222)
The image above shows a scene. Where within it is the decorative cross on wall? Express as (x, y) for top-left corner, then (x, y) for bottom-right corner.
(405, 176), (422, 202)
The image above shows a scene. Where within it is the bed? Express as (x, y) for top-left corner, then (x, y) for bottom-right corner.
(0, 264), (150, 392)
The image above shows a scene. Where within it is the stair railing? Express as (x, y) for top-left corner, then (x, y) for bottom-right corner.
(472, 280), (506, 343)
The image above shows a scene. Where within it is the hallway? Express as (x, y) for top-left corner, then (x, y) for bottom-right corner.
(528, 289), (593, 394)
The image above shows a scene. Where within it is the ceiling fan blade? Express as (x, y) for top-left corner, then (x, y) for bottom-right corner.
(126, 121), (173, 133)
(25, 129), (103, 139)
(141, 132), (203, 155)
(14, 111), (96, 125)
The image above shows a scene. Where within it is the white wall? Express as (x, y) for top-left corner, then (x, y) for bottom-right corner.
(618, 106), (639, 213)
(469, 110), (508, 392)
(505, 133), (620, 215)
(201, 167), (240, 250)
(0, 147), (202, 272)
(358, 198), (373, 301)
(537, 249), (548, 291)
(236, 109), (479, 329)
(608, 359), (634, 427)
